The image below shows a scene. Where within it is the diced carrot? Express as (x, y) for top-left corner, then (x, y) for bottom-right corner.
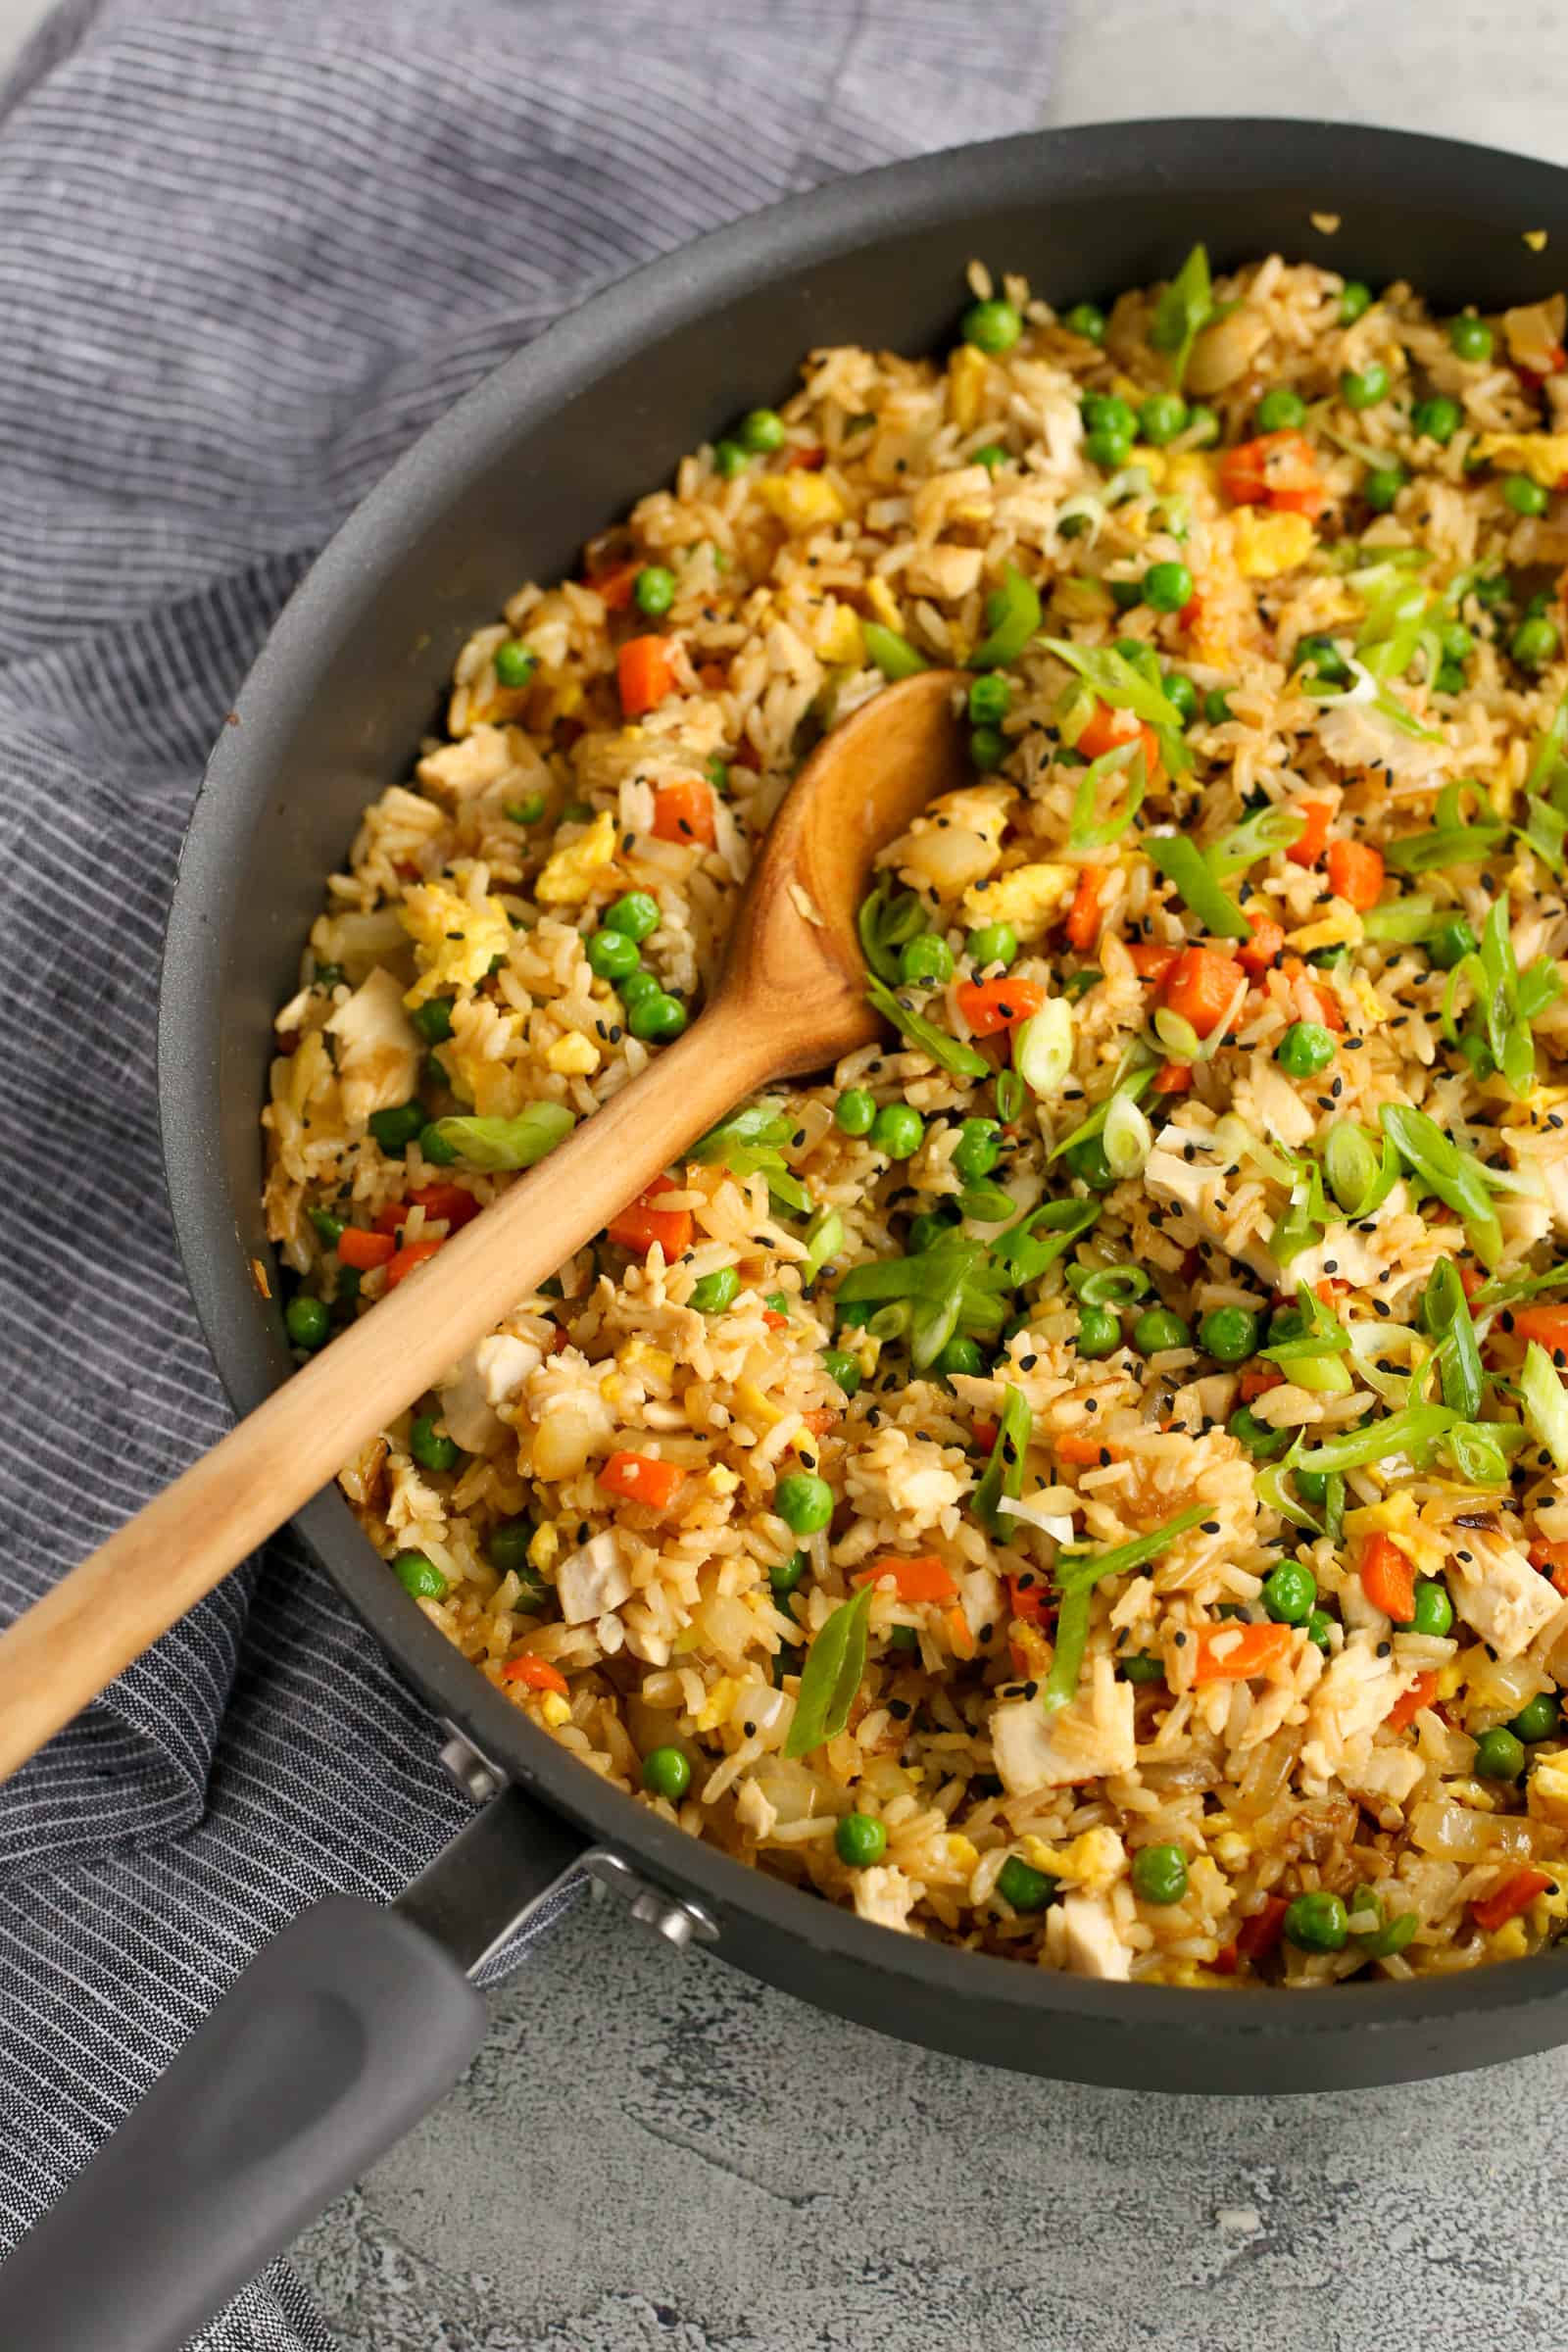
(801, 1407), (836, 1437)
(1386, 1669), (1440, 1736)
(1316, 1277), (1348, 1307)
(652, 775), (716, 848)
(1359, 1532), (1417, 1622)
(386, 1237), (443, 1289)
(1077, 700), (1162, 779)
(607, 1184), (693, 1260)
(1285, 800), (1332, 868)
(697, 662), (728, 690)
(502, 1654), (569, 1695)
(1281, 956), (1346, 1032)
(761, 1308), (789, 1331)
(1472, 1868), (1553, 1935)
(1211, 1941), (1240, 1976)
(1178, 592), (1201, 631)
(1153, 1059), (1194, 1093)
(1530, 1540), (1568, 1597)
(1006, 1573), (1051, 1625)
(1458, 1266), (1485, 1302)
(971, 1418), (1000, 1455)
(1238, 1363), (1284, 1401)
(600, 1449), (687, 1510)
(336, 1226), (396, 1271)
(408, 1182), (481, 1233)
(617, 635), (680, 717)
(1193, 1621), (1294, 1685)
(1512, 1305), (1568, 1354)
(1126, 940), (1181, 983)
(1066, 865), (1106, 954)
(956, 977), (1045, 1037)
(789, 444), (826, 470)
(946, 1602), (976, 1659)
(1055, 1429), (1115, 1466)
(1235, 1893), (1290, 1963)
(1326, 838), (1385, 911)
(854, 1553), (957, 1604)
(373, 1202), (408, 1236)
(1218, 430), (1324, 516)
(591, 560), (641, 611)
(1162, 944), (1241, 1038)
(1239, 915), (1285, 976)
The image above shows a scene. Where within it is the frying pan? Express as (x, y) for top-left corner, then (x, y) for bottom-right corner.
(7, 114), (1568, 2352)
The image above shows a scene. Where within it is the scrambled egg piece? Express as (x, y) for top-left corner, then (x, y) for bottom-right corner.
(546, 1031), (600, 1077)
(1021, 1826), (1126, 1894)
(755, 473), (846, 531)
(536, 808), (617, 905)
(696, 1676), (741, 1733)
(959, 859), (1076, 936)
(1233, 507), (1317, 578)
(864, 575), (904, 632)
(1127, 445), (1168, 485)
(399, 881), (513, 1007)
(947, 343), (988, 431)
(1343, 1491), (1446, 1577)
(539, 1691), (571, 1727)
(1474, 431), (1568, 488)
(1527, 1753), (1568, 1828)
(1287, 906), (1364, 954)
(815, 602), (864, 665)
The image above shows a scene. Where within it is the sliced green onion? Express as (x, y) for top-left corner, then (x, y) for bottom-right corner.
(1206, 804), (1306, 877)
(1361, 897), (1436, 944)
(1380, 1103), (1502, 1268)
(1013, 999), (1074, 1098)
(425, 1104), (575, 1170)
(1148, 835), (1250, 940)
(862, 621), (927, 680)
(865, 974), (990, 1079)
(856, 878), (926, 984)
(1102, 1091), (1153, 1179)
(973, 1384), (1032, 1538)
(1068, 740), (1146, 852)
(1324, 1124), (1380, 1217)
(1043, 1504), (1208, 1715)
(1152, 1007), (1201, 1061)
(1051, 1059), (1156, 1161)
(783, 1586), (873, 1756)
(1522, 1340), (1568, 1471)
(1068, 1263), (1151, 1307)
(801, 1206), (846, 1285)
(972, 565), (1043, 670)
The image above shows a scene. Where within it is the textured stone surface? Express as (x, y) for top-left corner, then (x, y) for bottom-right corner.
(275, 9), (1568, 2344)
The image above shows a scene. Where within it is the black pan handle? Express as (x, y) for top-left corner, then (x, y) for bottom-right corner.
(0, 1783), (586, 2352)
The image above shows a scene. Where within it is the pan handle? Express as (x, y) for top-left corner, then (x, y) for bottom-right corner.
(0, 1784), (587, 2352)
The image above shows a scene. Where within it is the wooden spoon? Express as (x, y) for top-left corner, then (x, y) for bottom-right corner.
(0, 670), (967, 1780)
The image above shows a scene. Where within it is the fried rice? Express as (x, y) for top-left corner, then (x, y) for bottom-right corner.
(263, 247), (1568, 1986)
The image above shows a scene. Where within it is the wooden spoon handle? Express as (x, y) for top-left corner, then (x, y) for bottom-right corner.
(0, 998), (778, 1782)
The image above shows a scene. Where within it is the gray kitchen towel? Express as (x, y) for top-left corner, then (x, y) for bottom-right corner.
(0, 1), (1058, 2342)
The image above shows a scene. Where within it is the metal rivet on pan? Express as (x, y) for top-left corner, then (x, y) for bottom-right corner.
(586, 1847), (719, 1947)
(438, 1729), (504, 1805)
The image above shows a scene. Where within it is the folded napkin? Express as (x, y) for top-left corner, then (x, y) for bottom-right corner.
(0, 2), (1058, 2339)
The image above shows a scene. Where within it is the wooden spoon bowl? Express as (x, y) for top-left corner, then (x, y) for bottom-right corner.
(0, 669), (967, 1779)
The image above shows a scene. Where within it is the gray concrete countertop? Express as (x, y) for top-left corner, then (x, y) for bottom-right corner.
(283, 8), (1568, 2345)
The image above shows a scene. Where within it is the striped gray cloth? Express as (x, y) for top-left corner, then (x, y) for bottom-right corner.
(0, 2), (1057, 2343)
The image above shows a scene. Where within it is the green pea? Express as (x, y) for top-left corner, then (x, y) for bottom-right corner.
(769, 1549), (808, 1597)
(486, 1516), (536, 1577)
(1082, 393), (1138, 438)
(285, 1295), (329, 1350)
(1185, 404), (1221, 448)
(813, 1348), (859, 1399)
(1363, 463), (1406, 513)
(953, 1117), (1002, 1182)
(368, 1102), (424, 1152)
(504, 793), (546, 825)
(1448, 314), (1494, 362)
(1161, 670), (1199, 724)
(1412, 394), (1462, 445)
(1510, 1692), (1561, 1743)
(1425, 916), (1477, 970)
(1255, 386), (1306, 432)
(1107, 584), (1144, 619)
(888, 1623), (920, 1652)
(1277, 1020), (1336, 1078)
(493, 640), (536, 689)
(1203, 686), (1234, 724)
(900, 933), (955, 987)
(1306, 1608), (1334, 1653)
(393, 1550), (446, 1599)
(961, 298), (1022, 355)
(707, 755), (731, 796)
(1143, 560), (1194, 614)
(1132, 1305), (1191, 1355)
(1501, 470), (1550, 518)
(775, 1472), (834, 1535)
(737, 406), (787, 453)
(1262, 1558), (1317, 1625)
(1076, 1303), (1121, 1359)
(627, 990), (688, 1042)
(411, 997), (455, 1045)
(604, 891), (662, 941)
(1063, 1133), (1117, 1194)
(969, 724), (1007, 772)
(1341, 362), (1390, 409)
(933, 1335), (984, 1380)
(871, 1102), (923, 1158)
(997, 1853), (1056, 1912)
(1132, 1843), (1189, 1905)
(410, 1413), (459, 1473)
(1439, 621), (1474, 666)
(1339, 280), (1372, 324)
(967, 674), (1011, 728)
(309, 1205), (346, 1248)
(689, 1265), (740, 1314)
(1229, 1406), (1291, 1461)
(967, 921), (1018, 971)
(633, 564), (677, 616)
(1139, 390), (1189, 446)
(713, 438), (749, 478)
(1474, 1726), (1525, 1779)
(1198, 1304), (1260, 1365)
(643, 1745), (692, 1801)
(836, 1811), (889, 1867)
(1120, 1652), (1165, 1684)
(586, 927), (642, 980)
(1062, 302), (1106, 344)
(1283, 1890), (1348, 1951)
(1086, 427), (1134, 471)
(616, 971), (662, 1013)
(1512, 614), (1560, 668)
(1404, 1580), (1454, 1638)
(1298, 633), (1349, 684)
(972, 443), (1009, 472)
(834, 1087), (877, 1137)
